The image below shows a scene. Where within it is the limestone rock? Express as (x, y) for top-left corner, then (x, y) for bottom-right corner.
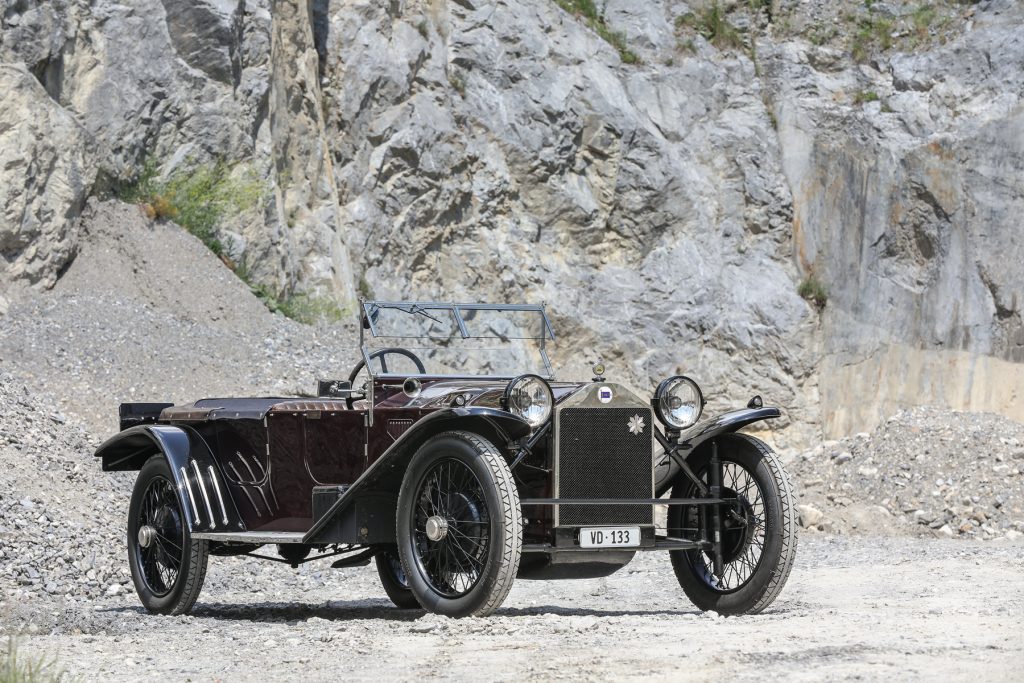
(797, 504), (825, 528)
(764, 0), (1024, 436)
(320, 0), (815, 441)
(0, 63), (95, 287)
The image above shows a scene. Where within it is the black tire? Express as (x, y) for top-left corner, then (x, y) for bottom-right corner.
(668, 434), (797, 615)
(375, 547), (421, 609)
(127, 455), (209, 615)
(396, 431), (522, 617)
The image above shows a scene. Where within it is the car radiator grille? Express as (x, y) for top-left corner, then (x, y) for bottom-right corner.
(556, 406), (654, 526)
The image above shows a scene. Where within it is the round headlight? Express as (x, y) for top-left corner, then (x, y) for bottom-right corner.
(503, 374), (553, 428)
(654, 376), (704, 430)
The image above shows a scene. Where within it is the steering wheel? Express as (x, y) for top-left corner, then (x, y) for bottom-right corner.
(346, 348), (427, 409)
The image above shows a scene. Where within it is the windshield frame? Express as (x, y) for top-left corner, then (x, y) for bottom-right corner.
(359, 300), (556, 380)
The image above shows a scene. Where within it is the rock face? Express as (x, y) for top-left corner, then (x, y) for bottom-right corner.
(266, 0), (355, 301)
(765, 1), (1024, 434)
(320, 0), (815, 437)
(0, 64), (95, 287)
(1, 0), (1022, 442)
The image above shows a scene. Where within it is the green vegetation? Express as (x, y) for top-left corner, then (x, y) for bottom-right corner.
(853, 89), (880, 104)
(276, 293), (347, 324)
(808, 25), (839, 46)
(415, 19), (429, 39)
(798, 274), (829, 309)
(448, 71), (466, 97)
(357, 273), (373, 300)
(1, 638), (71, 683)
(780, 1), (966, 62)
(554, 0), (640, 64)
(116, 160), (345, 324)
(233, 262), (347, 325)
(912, 4), (937, 39)
(117, 160), (262, 257)
(851, 14), (893, 61)
(676, 2), (745, 51)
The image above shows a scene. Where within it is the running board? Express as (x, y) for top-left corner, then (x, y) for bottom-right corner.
(191, 530), (307, 544)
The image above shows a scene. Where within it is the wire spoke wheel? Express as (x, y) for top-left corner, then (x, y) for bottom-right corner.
(128, 455), (209, 615)
(135, 475), (185, 597)
(397, 431), (521, 617)
(668, 435), (797, 615)
(412, 457), (491, 598)
(685, 461), (767, 593)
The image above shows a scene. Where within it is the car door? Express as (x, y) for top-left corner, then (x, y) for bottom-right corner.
(303, 402), (367, 486)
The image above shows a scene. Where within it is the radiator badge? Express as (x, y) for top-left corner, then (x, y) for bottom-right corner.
(627, 414), (645, 435)
(598, 386), (613, 403)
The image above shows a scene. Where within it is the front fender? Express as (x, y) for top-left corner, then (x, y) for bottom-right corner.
(679, 406), (782, 452)
(94, 425), (245, 533)
(654, 406), (782, 496)
(303, 407), (531, 544)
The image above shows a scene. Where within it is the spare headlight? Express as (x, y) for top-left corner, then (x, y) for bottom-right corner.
(654, 376), (704, 430)
(502, 374), (553, 428)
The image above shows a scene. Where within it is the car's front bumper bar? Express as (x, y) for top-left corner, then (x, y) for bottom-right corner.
(523, 536), (710, 553)
(520, 497), (736, 506)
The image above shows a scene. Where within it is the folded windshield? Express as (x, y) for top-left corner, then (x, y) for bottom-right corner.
(360, 301), (555, 378)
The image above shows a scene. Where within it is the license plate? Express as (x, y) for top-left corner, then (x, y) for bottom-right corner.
(578, 527), (640, 548)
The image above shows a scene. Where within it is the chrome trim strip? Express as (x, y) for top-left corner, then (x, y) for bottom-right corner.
(191, 460), (216, 529)
(523, 538), (704, 553)
(208, 465), (229, 526)
(180, 466), (201, 525)
(228, 462), (262, 517)
(191, 530), (305, 544)
(523, 497), (731, 505)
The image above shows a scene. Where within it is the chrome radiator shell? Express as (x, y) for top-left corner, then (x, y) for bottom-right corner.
(552, 383), (655, 527)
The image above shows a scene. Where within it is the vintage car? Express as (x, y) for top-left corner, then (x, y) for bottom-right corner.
(95, 301), (797, 618)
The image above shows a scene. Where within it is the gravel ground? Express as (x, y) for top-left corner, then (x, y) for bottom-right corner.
(3, 536), (1023, 681)
(2, 200), (1024, 679)
(0, 200), (356, 435)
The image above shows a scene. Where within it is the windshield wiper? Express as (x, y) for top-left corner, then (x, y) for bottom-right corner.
(398, 304), (443, 325)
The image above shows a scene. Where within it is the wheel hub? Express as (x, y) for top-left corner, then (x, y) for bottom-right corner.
(138, 524), (157, 549)
(425, 515), (449, 542)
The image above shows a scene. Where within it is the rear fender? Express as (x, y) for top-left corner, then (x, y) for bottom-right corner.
(94, 425), (245, 533)
(303, 407), (531, 544)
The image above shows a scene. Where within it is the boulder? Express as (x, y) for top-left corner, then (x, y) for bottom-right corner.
(797, 504), (825, 528)
(0, 64), (95, 288)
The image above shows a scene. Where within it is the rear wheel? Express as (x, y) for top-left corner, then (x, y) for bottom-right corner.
(396, 431), (522, 617)
(668, 434), (797, 615)
(375, 547), (421, 609)
(127, 455), (208, 615)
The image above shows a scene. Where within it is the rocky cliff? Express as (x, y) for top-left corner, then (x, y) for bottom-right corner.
(0, 0), (1021, 444)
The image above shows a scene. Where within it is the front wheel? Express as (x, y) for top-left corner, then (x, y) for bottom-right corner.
(127, 455), (209, 615)
(396, 431), (522, 617)
(668, 434), (797, 615)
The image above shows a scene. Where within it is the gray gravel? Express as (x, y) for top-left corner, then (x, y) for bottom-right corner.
(0, 200), (357, 435)
(792, 408), (1024, 541)
(0, 372), (132, 605)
